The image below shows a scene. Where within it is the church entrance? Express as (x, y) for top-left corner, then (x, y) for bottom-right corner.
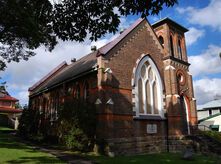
(180, 96), (190, 135)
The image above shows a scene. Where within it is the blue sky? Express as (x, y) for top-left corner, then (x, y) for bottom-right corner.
(0, 0), (221, 106)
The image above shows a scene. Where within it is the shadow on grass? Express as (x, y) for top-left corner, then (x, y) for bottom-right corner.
(0, 130), (64, 163)
(90, 153), (220, 164)
(0, 130), (31, 151)
(7, 156), (63, 164)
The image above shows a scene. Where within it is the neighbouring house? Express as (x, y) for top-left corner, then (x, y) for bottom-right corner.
(0, 86), (22, 129)
(29, 18), (197, 155)
(198, 99), (221, 132)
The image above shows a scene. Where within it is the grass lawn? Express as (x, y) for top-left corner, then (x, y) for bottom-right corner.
(90, 153), (221, 164)
(0, 126), (65, 164)
(1, 126), (220, 164)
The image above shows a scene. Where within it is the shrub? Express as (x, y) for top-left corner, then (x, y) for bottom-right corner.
(56, 100), (96, 151)
(18, 106), (41, 139)
(18, 99), (96, 151)
(201, 130), (221, 143)
(64, 127), (89, 150)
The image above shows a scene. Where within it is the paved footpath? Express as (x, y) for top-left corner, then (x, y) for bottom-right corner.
(33, 146), (94, 164)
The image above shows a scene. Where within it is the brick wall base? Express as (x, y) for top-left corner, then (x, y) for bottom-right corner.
(94, 135), (194, 156)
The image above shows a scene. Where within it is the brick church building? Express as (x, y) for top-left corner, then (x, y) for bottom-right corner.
(29, 18), (197, 154)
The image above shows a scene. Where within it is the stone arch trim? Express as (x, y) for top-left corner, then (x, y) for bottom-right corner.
(131, 54), (164, 117)
(176, 69), (186, 86)
(183, 95), (191, 134)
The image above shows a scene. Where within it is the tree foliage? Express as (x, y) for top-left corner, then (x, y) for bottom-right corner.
(0, 0), (178, 70)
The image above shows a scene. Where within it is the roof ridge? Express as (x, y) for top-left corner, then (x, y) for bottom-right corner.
(151, 17), (188, 32)
(68, 51), (97, 67)
(197, 99), (221, 110)
(29, 61), (67, 91)
(98, 18), (145, 56)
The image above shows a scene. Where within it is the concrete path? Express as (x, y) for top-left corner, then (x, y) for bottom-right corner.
(34, 146), (94, 164)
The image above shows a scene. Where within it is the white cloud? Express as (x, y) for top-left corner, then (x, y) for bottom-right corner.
(17, 90), (29, 106)
(193, 78), (221, 105)
(177, 0), (221, 31)
(189, 45), (221, 77)
(185, 27), (204, 46)
(0, 35), (116, 105)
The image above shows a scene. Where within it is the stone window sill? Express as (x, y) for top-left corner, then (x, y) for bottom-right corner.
(133, 115), (166, 121)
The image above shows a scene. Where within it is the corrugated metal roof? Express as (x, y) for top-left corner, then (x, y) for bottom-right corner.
(29, 61), (68, 91)
(30, 51), (98, 96)
(197, 99), (221, 110)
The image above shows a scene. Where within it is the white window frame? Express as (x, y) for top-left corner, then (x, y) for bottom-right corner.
(134, 55), (164, 118)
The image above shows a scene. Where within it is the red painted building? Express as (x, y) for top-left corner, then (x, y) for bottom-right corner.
(0, 86), (22, 129)
(29, 18), (197, 155)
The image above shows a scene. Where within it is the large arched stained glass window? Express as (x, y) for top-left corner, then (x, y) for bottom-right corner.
(134, 56), (164, 117)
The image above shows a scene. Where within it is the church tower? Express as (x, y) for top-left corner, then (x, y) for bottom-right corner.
(152, 18), (197, 135)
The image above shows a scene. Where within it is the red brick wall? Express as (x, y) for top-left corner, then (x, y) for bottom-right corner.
(96, 21), (166, 139)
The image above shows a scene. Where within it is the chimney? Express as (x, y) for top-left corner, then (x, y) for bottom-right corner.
(71, 58), (76, 63)
(91, 45), (97, 52)
(120, 28), (125, 34)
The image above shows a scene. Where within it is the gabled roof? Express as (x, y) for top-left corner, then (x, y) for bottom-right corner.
(152, 17), (188, 32)
(29, 61), (67, 91)
(0, 107), (22, 113)
(98, 18), (145, 56)
(198, 113), (221, 123)
(29, 51), (98, 96)
(29, 18), (162, 96)
(0, 95), (18, 102)
(197, 99), (221, 110)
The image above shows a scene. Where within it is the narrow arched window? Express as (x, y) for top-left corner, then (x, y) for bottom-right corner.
(134, 56), (164, 117)
(178, 39), (182, 60)
(158, 36), (164, 47)
(75, 84), (81, 99)
(170, 35), (174, 57)
(83, 81), (89, 100)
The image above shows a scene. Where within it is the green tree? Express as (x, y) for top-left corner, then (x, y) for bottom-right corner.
(0, 0), (178, 70)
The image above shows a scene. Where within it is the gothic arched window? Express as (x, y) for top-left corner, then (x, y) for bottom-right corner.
(83, 81), (89, 100)
(134, 56), (164, 117)
(170, 35), (174, 57)
(178, 39), (182, 60)
(75, 84), (81, 99)
(158, 35), (164, 47)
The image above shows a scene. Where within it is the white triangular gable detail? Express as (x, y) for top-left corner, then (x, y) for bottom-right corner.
(95, 98), (102, 105)
(165, 65), (175, 70)
(106, 98), (114, 105)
